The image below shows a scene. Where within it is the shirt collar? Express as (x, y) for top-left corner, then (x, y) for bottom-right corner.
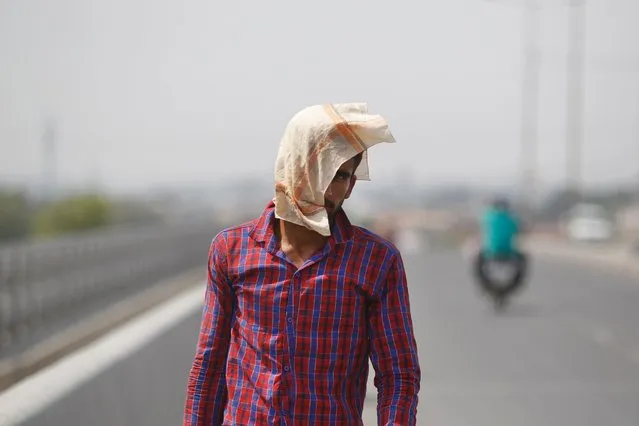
(250, 201), (354, 247)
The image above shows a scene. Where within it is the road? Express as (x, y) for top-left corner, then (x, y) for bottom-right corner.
(4, 247), (639, 426)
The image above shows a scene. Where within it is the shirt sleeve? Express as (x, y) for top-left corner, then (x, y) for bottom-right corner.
(368, 251), (421, 425)
(184, 233), (234, 426)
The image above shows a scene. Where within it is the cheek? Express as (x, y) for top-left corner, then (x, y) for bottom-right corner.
(328, 182), (351, 199)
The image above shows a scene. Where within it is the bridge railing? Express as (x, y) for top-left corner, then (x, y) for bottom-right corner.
(0, 218), (217, 358)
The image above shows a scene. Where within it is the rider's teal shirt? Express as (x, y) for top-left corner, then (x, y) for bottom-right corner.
(481, 208), (519, 256)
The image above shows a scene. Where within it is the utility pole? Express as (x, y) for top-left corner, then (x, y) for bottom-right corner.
(41, 118), (57, 202)
(520, 0), (541, 211)
(565, 0), (586, 197)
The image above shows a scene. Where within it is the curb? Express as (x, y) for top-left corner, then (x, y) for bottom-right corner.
(524, 240), (639, 278)
(0, 268), (205, 392)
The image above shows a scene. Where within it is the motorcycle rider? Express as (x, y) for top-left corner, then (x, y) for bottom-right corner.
(480, 197), (521, 258)
(474, 197), (528, 304)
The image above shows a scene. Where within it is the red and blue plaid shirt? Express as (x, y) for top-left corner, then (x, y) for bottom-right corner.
(184, 202), (420, 425)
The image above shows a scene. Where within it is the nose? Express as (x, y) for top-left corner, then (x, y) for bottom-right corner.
(325, 184), (333, 197)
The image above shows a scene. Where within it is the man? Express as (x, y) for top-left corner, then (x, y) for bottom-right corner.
(184, 103), (421, 425)
(480, 198), (521, 258)
(474, 197), (528, 301)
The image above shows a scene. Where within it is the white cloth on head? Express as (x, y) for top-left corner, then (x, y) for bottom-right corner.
(273, 102), (396, 236)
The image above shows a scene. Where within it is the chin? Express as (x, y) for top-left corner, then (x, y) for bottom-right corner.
(326, 206), (342, 220)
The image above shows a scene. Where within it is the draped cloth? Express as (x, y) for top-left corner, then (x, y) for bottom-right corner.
(273, 103), (397, 236)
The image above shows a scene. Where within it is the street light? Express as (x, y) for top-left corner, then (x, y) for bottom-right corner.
(486, 0), (541, 210)
(520, 0), (541, 209)
(487, 0), (588, 207)
(565, 0), (586, 197)
(41, 118), (58, 202)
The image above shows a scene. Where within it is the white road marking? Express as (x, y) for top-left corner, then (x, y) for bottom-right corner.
(0, 283), (205, 426)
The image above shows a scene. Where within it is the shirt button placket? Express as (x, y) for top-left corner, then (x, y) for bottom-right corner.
(281, 391), (290, 422)
(283, 272), (297, 423)
(289, 273), (300, 329)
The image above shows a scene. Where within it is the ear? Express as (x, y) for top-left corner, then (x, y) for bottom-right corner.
(344, 175), (357, 199)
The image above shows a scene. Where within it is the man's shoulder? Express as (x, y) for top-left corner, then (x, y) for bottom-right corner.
(350, 225), (401, 257)
(212, 217), (261, 244)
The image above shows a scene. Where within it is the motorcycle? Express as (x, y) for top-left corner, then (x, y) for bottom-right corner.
(464, 238), (529, 311)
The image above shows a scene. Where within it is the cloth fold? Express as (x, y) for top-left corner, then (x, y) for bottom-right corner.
(273, 102), (396, 236)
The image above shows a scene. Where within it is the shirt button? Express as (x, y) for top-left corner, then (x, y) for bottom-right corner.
(287, 317), (293, 324)
(283, 365), (290, 372)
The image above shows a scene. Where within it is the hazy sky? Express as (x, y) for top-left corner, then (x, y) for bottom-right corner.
(1, 0), (638, 193)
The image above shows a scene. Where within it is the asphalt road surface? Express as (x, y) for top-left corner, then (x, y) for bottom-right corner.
(8, 247), (639, 426)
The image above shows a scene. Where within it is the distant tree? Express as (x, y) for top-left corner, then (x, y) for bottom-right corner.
(0, 189), (31, 242)
(537, 186), (636, 222)
(537, 189), (583, 221)
(108, 200), (163, 225)
(31, 194), (111, 237)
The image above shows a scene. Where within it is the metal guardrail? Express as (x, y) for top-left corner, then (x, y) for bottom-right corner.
(0, 219), (217, 358)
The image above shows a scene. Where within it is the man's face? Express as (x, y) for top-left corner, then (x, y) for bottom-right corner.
(324, 158), (358, 220)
